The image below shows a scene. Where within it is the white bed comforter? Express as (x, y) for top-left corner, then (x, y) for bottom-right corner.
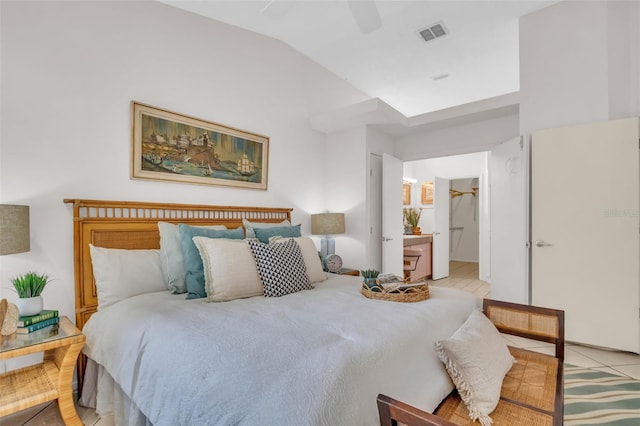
(82, 275), (479, 426)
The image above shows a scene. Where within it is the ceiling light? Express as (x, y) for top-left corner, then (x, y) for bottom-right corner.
(432, 73), (450, 81)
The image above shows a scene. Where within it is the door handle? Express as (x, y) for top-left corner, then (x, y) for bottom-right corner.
(382, 237), (392, 242)
(535, 240), (552, 247)
(433, 232), (440, 236)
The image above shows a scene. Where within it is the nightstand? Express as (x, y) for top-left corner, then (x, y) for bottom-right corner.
(336, 268), (360, 277)
(0, 316), (85, 425)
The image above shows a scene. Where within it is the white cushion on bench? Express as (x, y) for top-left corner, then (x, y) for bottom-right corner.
(433, 309), (515, 426)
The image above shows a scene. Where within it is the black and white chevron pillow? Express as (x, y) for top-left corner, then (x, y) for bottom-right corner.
(247, 238), (312, 297)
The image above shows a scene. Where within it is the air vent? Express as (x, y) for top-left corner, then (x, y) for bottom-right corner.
(419, 22), (447, 43)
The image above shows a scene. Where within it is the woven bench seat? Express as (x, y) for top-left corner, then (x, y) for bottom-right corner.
(378, 299), (564, 426)
(433, 346), (559, 425)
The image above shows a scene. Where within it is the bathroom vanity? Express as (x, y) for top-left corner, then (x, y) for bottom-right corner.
(403, 235), (432, 282)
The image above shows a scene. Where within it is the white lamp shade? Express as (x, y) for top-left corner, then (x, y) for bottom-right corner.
(0, 205), (30, 255)
(311, 213), (345, 235)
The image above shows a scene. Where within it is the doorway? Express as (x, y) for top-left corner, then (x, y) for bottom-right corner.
(449, 177), (481, 279)
(531, 118), (640, 352)
(369, 137), (528, 303)
(402, 152), (490, 282)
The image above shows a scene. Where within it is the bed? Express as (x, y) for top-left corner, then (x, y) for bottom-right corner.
(64, 199), (480, 425)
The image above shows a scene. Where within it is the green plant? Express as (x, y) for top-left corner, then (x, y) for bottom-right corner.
(360, 269), (380, 279)
(403, 207), (421, 227)
(11, 272), (51, 298)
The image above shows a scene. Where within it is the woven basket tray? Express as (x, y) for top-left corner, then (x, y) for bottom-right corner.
(361, 282), (430, 303)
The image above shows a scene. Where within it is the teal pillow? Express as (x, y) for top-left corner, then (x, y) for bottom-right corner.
(158, 222), (227, 294)
(178, 224), (244, 299)
(254, 224), (301, 243)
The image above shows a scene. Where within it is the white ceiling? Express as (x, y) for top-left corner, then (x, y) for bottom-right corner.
(161, 0), (558, 117)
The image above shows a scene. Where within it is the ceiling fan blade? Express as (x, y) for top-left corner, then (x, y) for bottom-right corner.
(261, 0), (298, 20)
(347, 0), (382, 34)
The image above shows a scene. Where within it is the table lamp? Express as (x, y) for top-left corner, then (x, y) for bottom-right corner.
(311, 212), (345, 259)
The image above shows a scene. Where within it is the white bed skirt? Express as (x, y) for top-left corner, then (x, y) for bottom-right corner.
(80, 358), (152, 426)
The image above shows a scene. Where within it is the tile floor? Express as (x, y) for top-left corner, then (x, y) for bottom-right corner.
(4, 261), (640, 425)
(428, 260), (491, 299)
(0, 399), (110, 426)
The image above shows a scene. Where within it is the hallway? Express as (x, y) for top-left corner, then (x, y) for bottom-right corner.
(428, 261), (490, 299)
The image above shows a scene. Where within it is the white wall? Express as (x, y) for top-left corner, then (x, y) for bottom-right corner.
(324, 126), (367, 269)
(516, 0), (640, 305)
(320, 125), (395, 272)
(395, 112), (519, 161)
(520, 0), (640, 134)
(403, 152), (489, 280)
(403, 152), (488, 235)
(0, 1), (369, 325)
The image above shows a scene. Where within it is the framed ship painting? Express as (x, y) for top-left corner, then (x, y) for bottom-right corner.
(131, 102), (269, 190)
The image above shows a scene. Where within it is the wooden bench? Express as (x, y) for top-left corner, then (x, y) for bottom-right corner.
(378, 298), (565, 426)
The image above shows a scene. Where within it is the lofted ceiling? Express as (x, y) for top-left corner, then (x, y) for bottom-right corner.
(160, 0), (558, 118)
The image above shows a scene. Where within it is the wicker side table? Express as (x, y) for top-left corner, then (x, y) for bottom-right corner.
(0, 316), (85, 425)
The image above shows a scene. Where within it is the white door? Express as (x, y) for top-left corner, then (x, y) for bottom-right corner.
(490, 137), (529, 303)
(368, 153), (383, 271)
(382, 153), (404, 276)
(531, 118), (639, 352)
(432, 176), (450, 280)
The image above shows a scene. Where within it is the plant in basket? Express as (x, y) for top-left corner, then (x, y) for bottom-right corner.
(361, 269), (381, 292)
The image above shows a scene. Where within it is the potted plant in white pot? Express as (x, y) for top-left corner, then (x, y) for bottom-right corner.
(11, 272), (51, 317)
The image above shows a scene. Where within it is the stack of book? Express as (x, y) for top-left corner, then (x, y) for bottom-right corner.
(16, 309), (59, 334)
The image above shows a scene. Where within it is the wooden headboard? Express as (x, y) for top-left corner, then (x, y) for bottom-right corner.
(64, 199), (292, 387)
(64, 198), (292, 329)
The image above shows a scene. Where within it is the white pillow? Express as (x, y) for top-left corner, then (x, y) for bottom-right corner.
(270, 236), (327, 283)
(158, 222), (227, 294)
(89, 245), (166, 310)
(192, 237), (263, 302)
(433, 310), (514, 426)
(242, 218), (291, 239)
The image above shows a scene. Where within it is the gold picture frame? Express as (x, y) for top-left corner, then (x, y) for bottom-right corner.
(403, 183), (411, 205)
(421, 181), (433, 204)
(131, 102), (269, 190)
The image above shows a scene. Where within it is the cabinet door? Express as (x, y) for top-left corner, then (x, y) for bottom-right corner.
(531, 118), (639, 352)
(424, 243), (432, 277)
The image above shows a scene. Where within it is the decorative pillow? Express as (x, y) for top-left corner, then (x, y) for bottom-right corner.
(158, 222), (227, 294)
(243, 218), (291, 239)
(178, 224), (244, 299)
(193, 237), (263, 302)
(253, 224), (301, 243)
(270, 236), (327, 284)
(433, 310), (515, 426)
(247, 239), (312, 297)
(89, 245), (166, 310)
